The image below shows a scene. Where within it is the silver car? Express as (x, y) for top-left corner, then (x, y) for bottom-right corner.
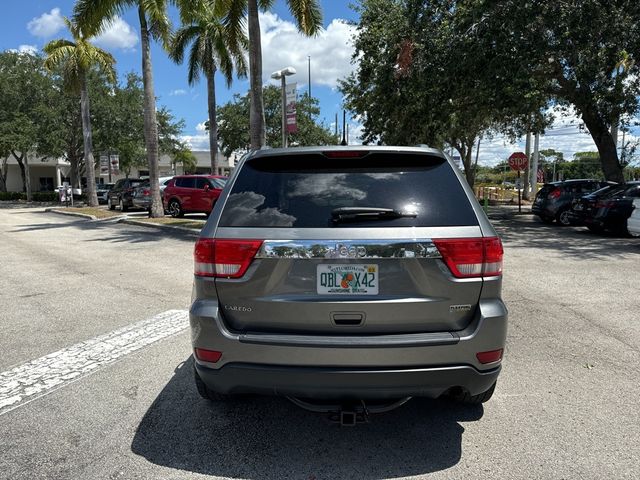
(190, 146), (507, 413)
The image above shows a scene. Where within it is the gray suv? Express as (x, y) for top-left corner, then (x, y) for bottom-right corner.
(190, 146), (506, 408)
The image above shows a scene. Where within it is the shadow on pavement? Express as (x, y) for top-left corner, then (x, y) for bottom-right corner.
(490, 211), (640, 259)
(10, 211), (197, 244)
(131, 357), (481, 479)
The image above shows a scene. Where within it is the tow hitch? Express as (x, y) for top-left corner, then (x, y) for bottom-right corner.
(287, 397), (412, 426)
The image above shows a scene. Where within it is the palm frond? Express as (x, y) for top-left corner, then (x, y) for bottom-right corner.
(73, 0), (131, 37)
(169, 25), (201, 63)
(287, 0), (322, 36)
(187, 35), (204, 85)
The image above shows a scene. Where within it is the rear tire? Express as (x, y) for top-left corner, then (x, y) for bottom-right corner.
(587, 224), (604, 234)
(194, 367), (233, 402)
(538, 215), (554, 224)
(119, 198), (129, 212)
(452, 381), (496, 405)
(168, 199), (183, 218)
(556, 208), (572, 226)
(108, 197), (115, 211)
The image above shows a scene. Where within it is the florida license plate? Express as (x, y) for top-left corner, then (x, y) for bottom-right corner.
(317, 264), (378, 295)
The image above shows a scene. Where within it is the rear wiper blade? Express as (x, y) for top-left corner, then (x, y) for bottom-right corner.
(331, 207), (417, 223)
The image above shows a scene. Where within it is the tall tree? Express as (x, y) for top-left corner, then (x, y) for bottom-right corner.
(74, 0), (172, 217)
(220, 0), (323, 150)
(465, 0), (640, 183)
(0, 52), (63, 200)
(43, 18), (116, 207)
(169, 1), (247, 173)
(216, 85), (337, 157)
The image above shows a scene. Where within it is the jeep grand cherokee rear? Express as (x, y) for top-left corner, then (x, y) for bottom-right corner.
(190, 146), (507, 405)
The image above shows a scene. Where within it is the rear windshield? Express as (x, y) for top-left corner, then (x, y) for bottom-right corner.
(218, 153), (478, 228)
(211, 178), (227, 189)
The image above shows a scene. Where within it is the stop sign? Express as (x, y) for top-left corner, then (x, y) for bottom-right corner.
(508, 152), (528, 171)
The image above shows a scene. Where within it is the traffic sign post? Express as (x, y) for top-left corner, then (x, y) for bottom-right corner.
(508, 152), (529, 213)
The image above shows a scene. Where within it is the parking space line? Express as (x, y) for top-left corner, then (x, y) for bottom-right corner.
(0, 309), (189, 416)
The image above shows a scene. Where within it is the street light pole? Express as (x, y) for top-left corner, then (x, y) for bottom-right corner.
(270, 66), (296, 148)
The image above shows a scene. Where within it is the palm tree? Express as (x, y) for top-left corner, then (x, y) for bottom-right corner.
(43, 18), (116, 207)
(74, 0), (172, 217)
(221, 0), (323, 150)
(169, 3), (248, 173)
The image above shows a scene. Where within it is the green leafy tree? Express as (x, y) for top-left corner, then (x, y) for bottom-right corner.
(464, 0), (640, 183)
(43, 18), (116, 206)
(169, 1), (247, 173)
(0, 52), (64, 200)
(339, 0), (547, 187)
(74, 0), (172, 217)
(219, 0), (323, 150)
(216, 85), (338, 156)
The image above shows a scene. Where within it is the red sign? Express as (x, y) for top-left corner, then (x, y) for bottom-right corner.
(508, 152), (528, 171)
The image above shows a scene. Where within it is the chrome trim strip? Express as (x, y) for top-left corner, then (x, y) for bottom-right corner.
(239, 331), (459, 348)
(255, 239), (441, 259)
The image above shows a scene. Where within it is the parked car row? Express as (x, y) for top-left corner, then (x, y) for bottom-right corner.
(532, 178), (640, 235)
(105, 174), (227, 216)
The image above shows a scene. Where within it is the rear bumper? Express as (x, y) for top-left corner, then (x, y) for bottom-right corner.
(195, 362), (500, 399)
(190, 293), (507, 399)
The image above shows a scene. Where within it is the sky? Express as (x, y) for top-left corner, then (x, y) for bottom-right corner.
(2, 1), (638, 166)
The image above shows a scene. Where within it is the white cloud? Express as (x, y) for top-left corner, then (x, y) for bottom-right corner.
(180, 134), (210, 150)
(195, 121), (208, 132)
(170, 89), (187, 96)
(27, 8), (65, 38)
(259, 12), (356, 89)
(9, 44), (39, 55)
(93, 17), (138, 51)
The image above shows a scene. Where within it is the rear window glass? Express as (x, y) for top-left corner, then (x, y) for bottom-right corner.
(218, 153), (478, 228)
(129, 181), (142, 188)
(176, 177), (196, 188)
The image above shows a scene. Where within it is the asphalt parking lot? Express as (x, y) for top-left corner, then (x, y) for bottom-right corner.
(1, 205), (639, 479)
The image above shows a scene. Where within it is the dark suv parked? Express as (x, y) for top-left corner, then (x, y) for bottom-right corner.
(107, 178), (143, 212)
(190, 147), (507, 411)
(578, 181), (640, 234)
(532, 179), (608, 225)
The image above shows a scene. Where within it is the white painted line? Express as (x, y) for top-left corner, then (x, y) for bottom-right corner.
(0, 309), (189, 416)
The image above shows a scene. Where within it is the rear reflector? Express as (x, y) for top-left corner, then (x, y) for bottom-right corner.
(194, 238), (263, 278)
(433, 237), (503, 278)
(548, 188), (561, 199)
(195, 348), (222, 363)
(476, 349), (503, 364)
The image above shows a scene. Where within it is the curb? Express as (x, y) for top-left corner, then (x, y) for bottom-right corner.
(119, 218), (202, 235)
(45, 208), (97, 221)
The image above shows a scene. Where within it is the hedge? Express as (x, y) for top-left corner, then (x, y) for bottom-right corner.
(0, 191), (60, 202)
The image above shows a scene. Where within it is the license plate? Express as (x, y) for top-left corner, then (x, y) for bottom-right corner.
(317, 264), (378, 295)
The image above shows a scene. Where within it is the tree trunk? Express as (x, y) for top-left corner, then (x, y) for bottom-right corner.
(455, 141), (476, 188)
(248, 0), (266, 150)
(0, 156), (8, 192)
(139, 6), (163, 217)
(580, 107), (625, 183)
(80, 75), (99, 207)
(206, 68), (219, 174)
(12, 151), (31, 201)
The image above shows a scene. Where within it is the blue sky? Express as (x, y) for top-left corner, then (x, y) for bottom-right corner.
(2, 1), (359, 150)
(3, 1), (637, 165)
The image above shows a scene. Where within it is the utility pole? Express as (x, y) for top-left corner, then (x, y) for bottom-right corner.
(307, 56), (311, 99)
(532, 132), (540, 197)
(335, 113), (338, 139)
(340, 110), (347, 146)
(523, 130), (532, 200)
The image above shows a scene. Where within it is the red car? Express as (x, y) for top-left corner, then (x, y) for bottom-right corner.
(163, 175), (227, 217)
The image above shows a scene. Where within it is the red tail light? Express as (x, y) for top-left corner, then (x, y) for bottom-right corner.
(194, 239), (263, 278)
(433, 237), (503, 278)
(548, 188), (561, 199)
(322, 150), (368, 158)
(143, 189), (150, 196)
